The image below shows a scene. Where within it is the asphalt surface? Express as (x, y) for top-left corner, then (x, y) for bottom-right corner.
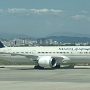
(0, 65), (90, 90)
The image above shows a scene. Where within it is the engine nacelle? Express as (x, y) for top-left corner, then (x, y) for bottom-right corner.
(38, 56), (57, 68)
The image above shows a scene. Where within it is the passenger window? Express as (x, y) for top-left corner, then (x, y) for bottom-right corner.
(25, 52), (28, 53)
(16, 52), (19, 53)
(21, 52), (24, 53)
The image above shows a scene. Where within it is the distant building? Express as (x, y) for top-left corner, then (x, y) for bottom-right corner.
(15, 41), (17, 45)
(37, 39), (41, 45)
(48, 39), (53, 44)
(41, 38), (46, 45)
(22, 39), (25, 45)
(53, 41), (58, 45)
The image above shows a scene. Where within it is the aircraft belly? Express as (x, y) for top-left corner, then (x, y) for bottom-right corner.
(56, 55), (90, 64)
(68, 56), (90, 64)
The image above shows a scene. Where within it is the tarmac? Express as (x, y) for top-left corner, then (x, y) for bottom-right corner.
(0, 65), (90, 90)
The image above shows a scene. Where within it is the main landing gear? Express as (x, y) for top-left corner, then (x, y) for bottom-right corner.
(53, 65), (61, 69)
(34, 65), (61, 69)
(68, 65), (74, 68)
(34, 65), (44, 69)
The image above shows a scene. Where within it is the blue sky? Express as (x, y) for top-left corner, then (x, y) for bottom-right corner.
(0, 0), (90, 37)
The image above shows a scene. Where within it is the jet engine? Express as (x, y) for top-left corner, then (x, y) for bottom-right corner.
(38, 56), (57, 68)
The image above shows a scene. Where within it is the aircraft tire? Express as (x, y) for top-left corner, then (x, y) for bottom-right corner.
(53, 65), (60, 69)
(34, 65), (44, 69)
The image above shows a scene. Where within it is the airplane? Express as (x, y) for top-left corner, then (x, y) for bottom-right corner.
(0, 41), (90, 69)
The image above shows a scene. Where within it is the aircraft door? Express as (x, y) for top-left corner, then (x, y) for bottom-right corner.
(32, 50), (37, 55)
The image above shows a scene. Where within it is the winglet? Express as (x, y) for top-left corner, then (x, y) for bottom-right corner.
(0, 41), (5, 48)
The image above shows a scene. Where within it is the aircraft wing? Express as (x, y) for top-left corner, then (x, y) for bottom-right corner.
(0, 52), (70, 63)
(0, 52), (38, 60)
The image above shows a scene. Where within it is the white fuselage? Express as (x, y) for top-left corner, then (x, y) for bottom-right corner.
(0, 46), (90, 65)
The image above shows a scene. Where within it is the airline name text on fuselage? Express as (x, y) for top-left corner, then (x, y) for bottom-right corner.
(58, 48), (90, 50)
